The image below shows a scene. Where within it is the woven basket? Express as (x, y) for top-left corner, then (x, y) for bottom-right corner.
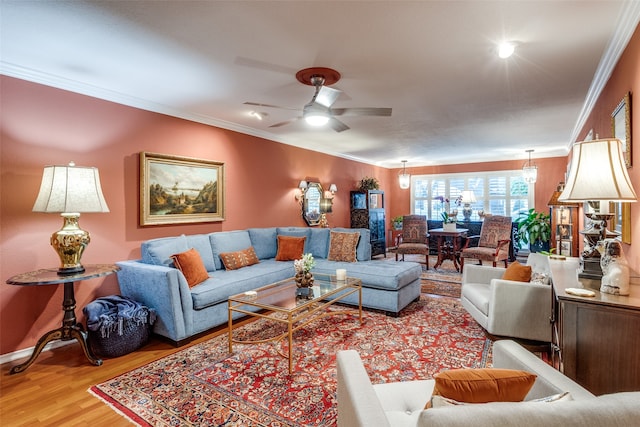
(88, 316), (151, 358)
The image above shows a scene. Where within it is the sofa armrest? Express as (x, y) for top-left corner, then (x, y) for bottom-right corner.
(462, 264), (506, 286)
(487, 279), (552, 342)
(116, 260), (193, 342)
(337, 350), (390, 427)
(492, 340), (595, 400)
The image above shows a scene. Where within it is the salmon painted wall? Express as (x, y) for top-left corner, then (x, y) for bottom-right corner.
(576, 23), (640, 270)
(0, 76), (389, 355)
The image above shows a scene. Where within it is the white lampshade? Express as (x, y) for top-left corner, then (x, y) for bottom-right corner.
(559, 139), (637, 203)
(298, 180), (308, 190)
(460, 190), (476, 203)
(33, 162), (110, 213)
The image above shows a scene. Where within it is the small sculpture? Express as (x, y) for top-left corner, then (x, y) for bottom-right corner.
(597, 239), (630, 296)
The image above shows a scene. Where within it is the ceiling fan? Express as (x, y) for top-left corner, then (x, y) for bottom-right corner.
(244, 67), (392, 132)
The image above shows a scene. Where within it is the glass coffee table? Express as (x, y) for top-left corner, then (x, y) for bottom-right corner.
(228, 273), (362, 373)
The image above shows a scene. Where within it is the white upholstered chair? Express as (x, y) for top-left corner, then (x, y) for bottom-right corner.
(460, 253), (552, 343)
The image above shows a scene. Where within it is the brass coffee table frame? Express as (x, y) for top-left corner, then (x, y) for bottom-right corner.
(228, 274), (362, 373)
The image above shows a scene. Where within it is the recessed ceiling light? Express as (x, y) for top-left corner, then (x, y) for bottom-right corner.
(498, 42), (515, 59)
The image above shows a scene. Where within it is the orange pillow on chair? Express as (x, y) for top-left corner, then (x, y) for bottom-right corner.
(501, 261), (532, 282)
(426, 368), (537, 408)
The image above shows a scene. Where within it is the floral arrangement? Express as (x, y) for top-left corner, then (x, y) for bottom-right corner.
(294, 253), (315, 274)
(435, 195), (462, 223)
(358, 176), (380, 191)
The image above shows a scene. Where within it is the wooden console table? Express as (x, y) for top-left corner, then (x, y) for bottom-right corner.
(6, 264), (119, 374)
(549, 257), (640, 395)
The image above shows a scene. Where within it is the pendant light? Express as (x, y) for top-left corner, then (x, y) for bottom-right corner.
(398, 160), (410, 189)
(522, 149), (537, 184)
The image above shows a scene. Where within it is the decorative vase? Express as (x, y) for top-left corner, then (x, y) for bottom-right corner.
(295, 271), (314, 288)
(443, 223), (457, 232)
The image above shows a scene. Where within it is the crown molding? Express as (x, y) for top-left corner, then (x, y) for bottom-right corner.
(569, 1), (640, 147)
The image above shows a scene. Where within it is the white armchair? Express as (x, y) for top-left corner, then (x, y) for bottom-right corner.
(461, 253), (552, 343)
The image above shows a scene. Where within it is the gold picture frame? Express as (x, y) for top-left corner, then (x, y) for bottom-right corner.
(609, 202), (631, 244)
(611, 92), (631, 168)
(140, 152), (225, 226)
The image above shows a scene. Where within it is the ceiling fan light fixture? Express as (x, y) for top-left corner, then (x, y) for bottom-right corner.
(304, 112), (330, 126)
(498, 41), (515, 59)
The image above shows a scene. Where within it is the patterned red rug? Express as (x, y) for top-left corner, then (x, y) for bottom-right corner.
(89, 295), (491, 427)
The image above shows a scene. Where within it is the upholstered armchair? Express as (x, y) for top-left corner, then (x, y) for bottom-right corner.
(460, 215), (511, 272)
(395, 215), (429, 269)
(461, 253), (552, 343)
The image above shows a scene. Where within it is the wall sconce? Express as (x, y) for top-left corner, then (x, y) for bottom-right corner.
(296, 180), (308, 203)
(329, 184), (337, 195)
(32, 161), (110, 275)
(522, 149), (537, 184)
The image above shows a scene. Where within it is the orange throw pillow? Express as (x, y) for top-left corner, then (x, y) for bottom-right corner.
(171, 248), (210, 288)
(275, 235), (306, 261)
(502, 261), (532, 282)
(429, 368), (536, 406)
(219, 247), (260, 270)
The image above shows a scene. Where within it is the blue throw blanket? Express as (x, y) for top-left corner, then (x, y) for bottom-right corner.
(83, 295), (156, 338)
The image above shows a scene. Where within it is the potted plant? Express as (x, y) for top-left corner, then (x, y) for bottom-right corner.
(516, 208), (551, 253)
(357, 176), (380, 192)
(392, 216), (403, 230)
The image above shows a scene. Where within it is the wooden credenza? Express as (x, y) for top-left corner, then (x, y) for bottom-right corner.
(549, 257), (640, 395)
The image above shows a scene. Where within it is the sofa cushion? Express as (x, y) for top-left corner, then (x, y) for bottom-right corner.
(248, 227), (278, 259)
(219, 247), (260, 270)
(142, 235), (189, 267)
(186, 233), (216, 272)
(430, 368), (537, 405)
(462, 283), (491, 316)
(502, 261), (532, 282)
(275, 235), (306, 261)
(209, 230), (253, 270)
(170, 248), (210, 288)
(327, 231), (360, 262)
(313, 259), (421, 291)
(307, 228), (330, 258)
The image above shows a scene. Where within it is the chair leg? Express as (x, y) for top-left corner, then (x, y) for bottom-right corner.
(493, 262), (497, 267)
(503, 260), (508, 268)
(425, 254), (429, 270)
(396, 252), (399, 261)
(460, 257), (464, 272)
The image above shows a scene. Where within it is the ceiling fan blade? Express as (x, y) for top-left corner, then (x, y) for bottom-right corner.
(269, 117), (302, 128)
(329, 117), (350, 133)
(244, 101), (298, 111)
(315, 86), (341, 108)
(331, 107), (392, 117)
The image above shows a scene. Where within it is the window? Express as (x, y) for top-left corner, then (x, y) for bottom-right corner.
(410, 170), (533, 221)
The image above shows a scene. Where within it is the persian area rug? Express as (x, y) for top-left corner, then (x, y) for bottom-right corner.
(89, 295), (491, 427)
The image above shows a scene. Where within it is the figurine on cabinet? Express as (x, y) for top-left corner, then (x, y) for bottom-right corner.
(597, 239), (630, 296)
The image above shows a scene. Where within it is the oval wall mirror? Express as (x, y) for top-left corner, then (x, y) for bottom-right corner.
(302, 182), (323, 226)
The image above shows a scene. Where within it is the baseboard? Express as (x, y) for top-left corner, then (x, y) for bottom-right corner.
(0, 339), (74, 366)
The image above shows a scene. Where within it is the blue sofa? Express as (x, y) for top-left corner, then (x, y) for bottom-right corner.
(116, 227), (422, 345)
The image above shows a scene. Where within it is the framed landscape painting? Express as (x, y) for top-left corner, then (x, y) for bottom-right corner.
(140, 152), (225, 226)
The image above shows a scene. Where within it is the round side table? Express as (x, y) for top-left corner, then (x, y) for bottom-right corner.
(6, 264), (119, 374)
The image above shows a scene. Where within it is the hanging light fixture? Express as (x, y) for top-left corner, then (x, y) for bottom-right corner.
(398, 160), (410, 189)
(522, 149), (537, 183)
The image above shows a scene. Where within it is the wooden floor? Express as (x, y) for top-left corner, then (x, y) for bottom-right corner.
(0, 326), (234, 426)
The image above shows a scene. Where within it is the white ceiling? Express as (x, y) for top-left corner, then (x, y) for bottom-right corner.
(2, 1), (639, 168)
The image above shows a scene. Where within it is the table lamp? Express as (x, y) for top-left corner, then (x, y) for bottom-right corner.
(32, 162), (110, 275)
(460, 190), (477, 221)
(558, 138), (637, 288)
